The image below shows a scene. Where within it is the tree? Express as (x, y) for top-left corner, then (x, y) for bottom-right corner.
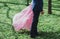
(48, 0), (52, 14)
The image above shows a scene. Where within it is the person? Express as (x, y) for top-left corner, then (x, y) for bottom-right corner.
(30, 0), (43, 38)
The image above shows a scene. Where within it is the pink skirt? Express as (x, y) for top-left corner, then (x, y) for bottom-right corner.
(12, 5), (34, 31)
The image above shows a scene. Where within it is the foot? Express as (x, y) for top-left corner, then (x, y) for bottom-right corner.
(30, 35), (36, 38)
(30, 33), (39, 38)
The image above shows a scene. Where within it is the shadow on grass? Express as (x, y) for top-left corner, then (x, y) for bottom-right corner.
(18, 30), (60, 39)
(34, 31), (60, 39)
(0, 22), (60, 39)
(52, 14), (60, 17)
(0, 21), (18, 39)
(0, 21), (12, 26)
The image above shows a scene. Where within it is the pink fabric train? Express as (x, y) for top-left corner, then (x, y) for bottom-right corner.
(12, 5), (34, 31)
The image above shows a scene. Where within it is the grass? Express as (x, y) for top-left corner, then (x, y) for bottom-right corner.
(0, 0), (60, 39)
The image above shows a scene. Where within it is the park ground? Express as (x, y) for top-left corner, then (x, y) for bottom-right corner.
(0, 0), (60, 39)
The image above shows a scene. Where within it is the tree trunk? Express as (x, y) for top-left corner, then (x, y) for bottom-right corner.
(27, 0), (29, 6)
(48, 0), (52, 14)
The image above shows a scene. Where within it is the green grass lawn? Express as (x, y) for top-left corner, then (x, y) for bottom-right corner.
(0, 0), (60, 39)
